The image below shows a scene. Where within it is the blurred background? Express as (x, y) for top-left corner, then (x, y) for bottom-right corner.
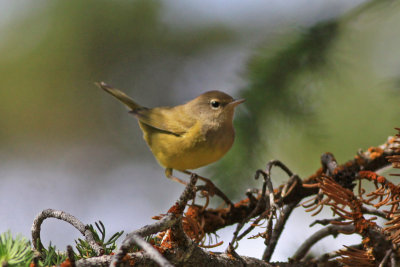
(1, 0), (400, 261)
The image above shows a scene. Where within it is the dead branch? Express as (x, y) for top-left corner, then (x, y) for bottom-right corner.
(126, 234), (173, 267)
(31, 209), (103, 255)
(31, 133), (400, 266)
(292, 224), (355, 261)
(67, 245), (77, 267)
(262, 201), (298, 262)
(109, 174), (198, 266)
(193, 136), (399, 236)
(76, 252), (277, 267)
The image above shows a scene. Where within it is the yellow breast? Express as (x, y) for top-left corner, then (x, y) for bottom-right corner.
(139, 120), (234, 171)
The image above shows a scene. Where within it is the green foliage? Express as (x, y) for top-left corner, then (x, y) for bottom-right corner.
(0, 221), (124, 265)
(0, 231), (32, 267)
(75, 221), (124, 259)
(37, 242), (67, 267)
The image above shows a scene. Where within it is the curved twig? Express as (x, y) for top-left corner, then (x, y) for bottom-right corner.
(292, 225), (355, 261)
(31, 209), (103, 255)
(227, 169), (270, 252)
(228, 160), (295, 254)
(183, 170), (234, 207)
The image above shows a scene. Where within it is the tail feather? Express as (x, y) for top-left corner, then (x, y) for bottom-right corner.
(95, 81), (141, 111)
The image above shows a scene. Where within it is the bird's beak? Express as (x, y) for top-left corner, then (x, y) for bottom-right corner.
(229, 98), (245, 107)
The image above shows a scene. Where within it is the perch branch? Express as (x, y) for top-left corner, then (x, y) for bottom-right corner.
(196, 136), (399, 235)
(77, 252), (276, 267)
(183, 170), (234, 207)
(109, 173), (198, 267)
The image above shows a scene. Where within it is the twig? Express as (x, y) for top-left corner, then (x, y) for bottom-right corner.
(67, 245), (76, 267)
(378, 249), (392, 267)
(227, 169), (270, 251)
(172, 173), (199, 214)
(195, 185), (233, 208)
(238, 175), (301, 243)
(76, 251), (274, 267)
(236, 212), (267, 241)
(265, 160), (294, 177)
(246, 189), (260, 206)
(170, 217), (194, 248)
(110, 173), (198, 267)
(109, 211), (178, 266)
(168, 221), (199, 263)
(228, 161), (295, 253)
(309, 218), (344, 227)
(361, 206), (387, 219)
(130, 234), (174, 267)
(390, 250), (396, 267)
(262, 201), (298, 262)
(183, 138), (399, 236)
(183, 170), (234, 207)
(292, 225), (355, 261)
(321, 152), (337, 175)
(31, 209), (103, 255)
(32, 251), (40, 267)
(317, 243), (363, 262)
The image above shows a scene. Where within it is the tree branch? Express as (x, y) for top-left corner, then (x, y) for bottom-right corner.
(292, 225), (355, 261)
(31, 209), (103, 255)
(109, 174), (198, 266)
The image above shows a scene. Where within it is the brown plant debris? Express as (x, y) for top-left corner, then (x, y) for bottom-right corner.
(33, 131), (400, 266)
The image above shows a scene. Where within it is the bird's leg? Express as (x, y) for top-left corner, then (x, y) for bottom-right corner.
(182, 170), (234, 208)
(165, 168), (188, 185)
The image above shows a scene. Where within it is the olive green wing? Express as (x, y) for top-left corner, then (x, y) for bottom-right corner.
(132, 106), (194, 136)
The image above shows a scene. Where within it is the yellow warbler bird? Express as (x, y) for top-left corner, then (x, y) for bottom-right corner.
(97, 82), (244, 184)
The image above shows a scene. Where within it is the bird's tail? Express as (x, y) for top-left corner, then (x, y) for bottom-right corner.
(95, 81), (141, 111)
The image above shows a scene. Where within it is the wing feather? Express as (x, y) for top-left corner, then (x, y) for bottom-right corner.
(132, 106), (194, 136)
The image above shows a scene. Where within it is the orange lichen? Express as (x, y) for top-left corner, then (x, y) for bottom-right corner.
(367, 147), (384, 160)
(359, 171), (386, 184)
(388, 136), (397, 144)
(60, 259), (72, 267)
(354, 155), (366, 166)
(168, 203), (184, 215)
(121, 254), (135, 266)
(234, 198), (250, 208)
(159, 229), (174, 250)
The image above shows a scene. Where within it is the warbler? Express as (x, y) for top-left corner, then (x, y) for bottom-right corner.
(97, 82), (244, 184)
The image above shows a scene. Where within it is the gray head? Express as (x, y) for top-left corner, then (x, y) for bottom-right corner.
(185, 90), (245, 124)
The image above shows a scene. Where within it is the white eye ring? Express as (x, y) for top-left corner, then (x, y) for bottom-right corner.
(210, 99), (220, 109)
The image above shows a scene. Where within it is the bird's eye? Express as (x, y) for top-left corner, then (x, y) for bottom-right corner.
(210, 100), (220, 109)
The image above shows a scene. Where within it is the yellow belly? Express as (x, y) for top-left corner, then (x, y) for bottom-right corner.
(139, 121), (234, 170)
